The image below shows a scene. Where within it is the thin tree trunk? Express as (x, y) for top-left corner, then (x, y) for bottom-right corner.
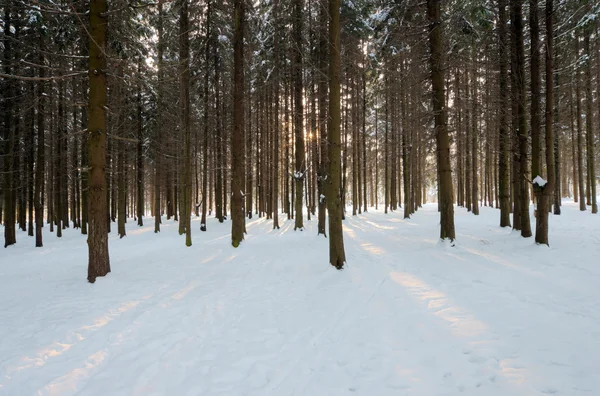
(231, 0), (246, 246)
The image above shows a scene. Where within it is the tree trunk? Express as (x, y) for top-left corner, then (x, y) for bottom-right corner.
(327, 0), (346, 269)
(87, 0), (111, 283)
(575, 37), (586, 212)
(498, 0), (511, 227)
(293, 0), (305, 230)
(584, 34), (597, 213)
(231, 0), (246, 247)
(272, 0), (281, 229)
(428, 0), (455, 241)
(535, 0), (555, 245)
(511, 0), (531, 237)
(180, 0), (192, 246)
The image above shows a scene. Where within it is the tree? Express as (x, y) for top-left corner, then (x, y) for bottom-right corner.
(231, 0), (246, 247)
(511, 0), (532, 238)
(498, 0), (511, 227)
(87, 0), (111, 283)
(293, 0), (306, 230)
(180, 0), (192, 247)
(326, 0), (346, 269)
(534, 0), (555, 245)
(428, 0), (455, 241)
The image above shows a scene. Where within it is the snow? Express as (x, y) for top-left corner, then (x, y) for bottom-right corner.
(1, 202), (600, 395)
(533, 176), (547, 187)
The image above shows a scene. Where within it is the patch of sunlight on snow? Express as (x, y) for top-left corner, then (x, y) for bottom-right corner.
(14, 342), (75, 372)
(388, 218), (418, 225)
(39, 350), (108, 396)
(462, 247), (544, 278)
(342, 224), (356, 239)
(499, 358), (529, 385)
(127, 227), (154, 236)
(364, 220), (396, 230)
(389, 271), (488, 338)
(80, 300), (141, 330)
(9, 300), (140, 376)
(170, 281), (197, 301)
(360, 243), (385, 256)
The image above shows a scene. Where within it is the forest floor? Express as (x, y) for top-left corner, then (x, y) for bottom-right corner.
(1, 202), (599, 396)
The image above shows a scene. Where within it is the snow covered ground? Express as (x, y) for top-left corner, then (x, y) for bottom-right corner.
(1, 202), (599, 396)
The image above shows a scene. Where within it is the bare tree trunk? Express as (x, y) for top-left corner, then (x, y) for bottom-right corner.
(498, 0), (511, 227)
(293, 0), (305, 230)
(575, 37), (586, 212)
(535, 0), (555, 245)
(327, 0), (346, 269)
(584, 34), (597, 213)
(428, 0), (455, 241)
(273, 0), (281, 229)
(317, 0), (328, 235)
(231, 0), (246, 247)
(180, 0), (192, 246)
(87, 0), (111, 283)
(511, 0), (532, 237)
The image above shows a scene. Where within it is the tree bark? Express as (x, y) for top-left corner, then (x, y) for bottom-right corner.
(327, 0), (346, 269)
(498, 0), (511, 227)
(231, 0), (246, 247)
(428, 0), (455, 241)
(87, 0), (111, 283)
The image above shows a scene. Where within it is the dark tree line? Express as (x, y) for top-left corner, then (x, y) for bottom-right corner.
(1, 0), (599, 281)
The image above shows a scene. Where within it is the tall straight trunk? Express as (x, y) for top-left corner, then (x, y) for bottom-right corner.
(215, 52), (223, 222)
(498, 0), (511, 227)
(428, 0), (455, 241)
(27, 80), (35, 237)
(35, 52), (46, 247)
(511, 0), (531, 237)
(464, 65), (472, 211)
(530, 0), (542, 219)
(471, 46), (479, 215)
(455, 69), (463, 207)
(231, 0), (246, 246)
(81, 94), (89, 235)
(87, 0), (111, 283)
(180, 0), (192, 246)
(535, 0), (555, 245)
(273, 4), (280, 229)
(390, 75), (397, 212)
(575, 37), (586, 211)
(317, 0), (328, 235)
(327, 0), (346, 269)
(553, 71), (561, 215)
(384, 74), (389, 214)
(137, 60), (144, 227)
(201, 0), (211, 231)
(117, 114), (126, 238)
(375, 96), (378, 210)
(293, 0), (305, 230)
(401, 60), (410, 219)
(352, 74), (359, 216)
(584, 34), (597, 214)
(56, 79), (65, 238)
(362, 64), (368, 213)
(154, 0), (164, 232)
(570, 81), (578, 203)
(284, 78), (291, 219)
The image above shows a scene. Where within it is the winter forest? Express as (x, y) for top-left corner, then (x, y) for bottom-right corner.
(1, 0), (600, 394)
